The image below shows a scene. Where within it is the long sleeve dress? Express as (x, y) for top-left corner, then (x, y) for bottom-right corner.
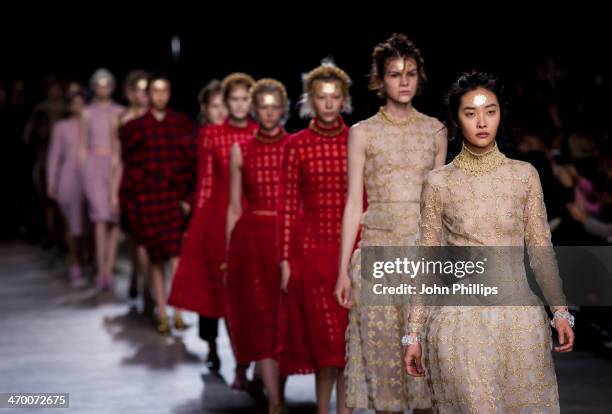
(226, 129), (288, 364)
(345, 109), (444, 411)
(407, 141), (566, 413)
(168, 119), (258, 317)
(276, 117), (349, 375)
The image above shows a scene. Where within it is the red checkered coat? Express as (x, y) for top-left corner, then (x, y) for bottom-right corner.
(119, 109), (195, 263)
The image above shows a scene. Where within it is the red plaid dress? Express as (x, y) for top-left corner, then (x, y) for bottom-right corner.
(118, 110), (195, 263)
(225, 129), (288, 364)
(276, 117), (350, 375)
(168, 119), (258, 317)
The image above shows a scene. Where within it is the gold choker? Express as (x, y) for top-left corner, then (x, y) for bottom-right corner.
(452, 141), (505, 175)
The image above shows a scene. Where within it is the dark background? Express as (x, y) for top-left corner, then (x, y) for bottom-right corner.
(1, 12), (610, 240)
(1, 14), (609, 125)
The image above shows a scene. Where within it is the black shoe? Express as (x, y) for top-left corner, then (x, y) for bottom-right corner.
(205, 352), (221, 373)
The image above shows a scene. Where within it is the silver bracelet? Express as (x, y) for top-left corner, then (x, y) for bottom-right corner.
(401, 333), (423, 347)
(550, 310), (575, 328)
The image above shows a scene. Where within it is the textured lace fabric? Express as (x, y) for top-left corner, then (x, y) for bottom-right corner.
(276, 118), (350, 375)
(225, 133), (288, 364)
(406, 142), (564, 413)
(345, 110), (444, 411)
(240, 133), (286, 211)
(167, 120), (257, 317)
(277, 118), (349, 261)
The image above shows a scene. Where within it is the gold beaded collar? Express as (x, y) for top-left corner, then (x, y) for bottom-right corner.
(378, 106), (417, 128)
(452, 141), (505, 175)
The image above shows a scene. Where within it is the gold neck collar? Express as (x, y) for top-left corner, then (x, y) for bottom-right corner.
(377, 106), (417, 128)
(452, 141), (505, 175)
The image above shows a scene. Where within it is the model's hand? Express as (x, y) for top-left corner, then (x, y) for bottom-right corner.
(334, 270), (352, 309)
(404, 343), (425, 377)
(553, 317), (575, 353)
(180, 201), (191, 216)
(280, 260), (291, 294)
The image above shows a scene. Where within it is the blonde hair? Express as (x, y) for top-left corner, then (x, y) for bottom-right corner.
(250, 78), (290, 124)
(221, 72), (255, 101)
(298, 58), (352, 119)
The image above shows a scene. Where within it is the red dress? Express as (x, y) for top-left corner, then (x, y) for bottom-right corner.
(276, 117), (350, 375)
(168, 119), (258, 317)
(118, 110), (195, 263)
(226, 129), (288, 365)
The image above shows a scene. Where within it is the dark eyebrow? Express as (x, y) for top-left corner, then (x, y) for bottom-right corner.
(463, 104), (498, 110)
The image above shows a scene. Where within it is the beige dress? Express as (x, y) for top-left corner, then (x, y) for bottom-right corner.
(345, 109), (445, 411)
(408, 142), (565, 413)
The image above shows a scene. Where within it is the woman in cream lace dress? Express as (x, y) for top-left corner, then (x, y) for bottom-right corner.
(404, 71), (575, 414)
(335, 33), (447, 413)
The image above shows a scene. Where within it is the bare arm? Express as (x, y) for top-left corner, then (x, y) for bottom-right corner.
(338, 124), (367, 274)
(334, 124), (367, 308)
(226, 142), (244, 252)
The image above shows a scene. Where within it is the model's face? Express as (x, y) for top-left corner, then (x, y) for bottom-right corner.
(69, 95), (85, 116)
(458, 88), (500, 149)
(202, 93), (227, 125)
(227, 86), (251, 120)
(148, 79), (171, 111)
(254, 91), (283, 130)
(129, 78), (149, 107)
(310, 80), (344, 124)
(383, 56), (418, 104)
(94, 78), (113, 100)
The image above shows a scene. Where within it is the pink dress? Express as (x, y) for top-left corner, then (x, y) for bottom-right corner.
(46, 118), (85, 236)
(83, 101), (124, 223)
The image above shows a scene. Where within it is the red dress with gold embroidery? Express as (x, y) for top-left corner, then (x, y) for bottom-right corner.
(276, 117), (350, 375)
(226, 129), (288, 364)
(168, 119), (258, 317)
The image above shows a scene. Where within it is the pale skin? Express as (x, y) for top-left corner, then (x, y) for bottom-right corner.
(404, 87), (575, 380)
(280, 78), (350, 414)
(226, 85), (251, 128)
(226, 90), (286, 410)
(333, 57), (445, 414)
